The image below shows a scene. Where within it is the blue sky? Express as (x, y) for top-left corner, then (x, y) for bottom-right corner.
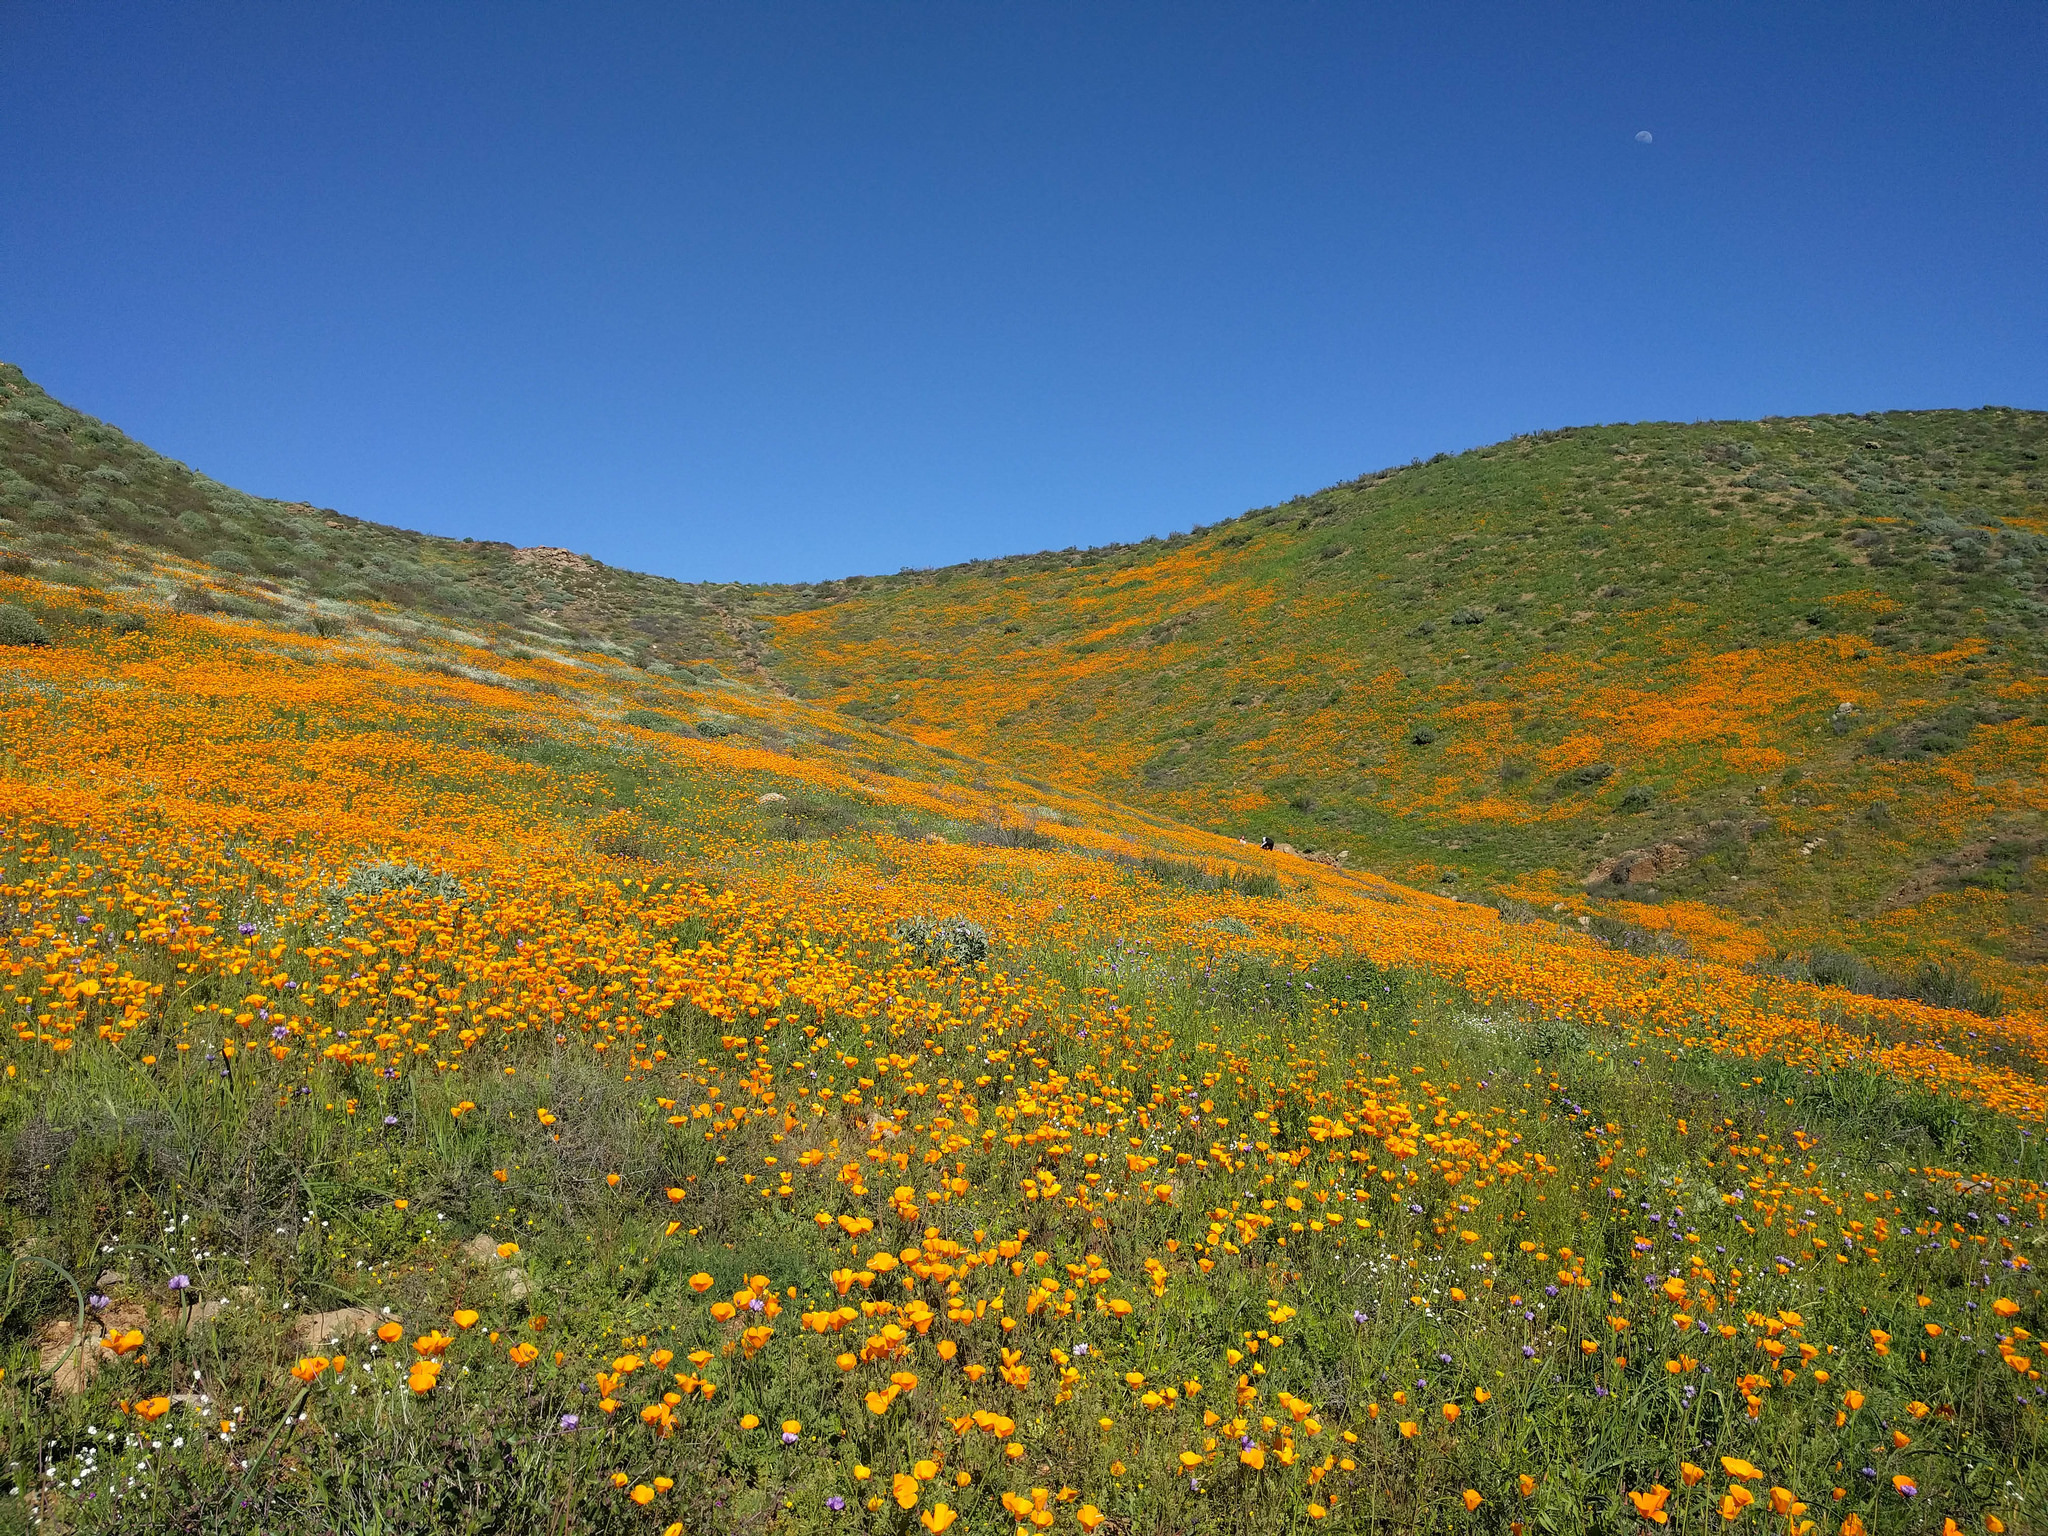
(3, 3), (2043, 583)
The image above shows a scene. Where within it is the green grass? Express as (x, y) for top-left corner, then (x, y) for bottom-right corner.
(5, 921), (2041, 1533)
(5, 367), (2046, 1533)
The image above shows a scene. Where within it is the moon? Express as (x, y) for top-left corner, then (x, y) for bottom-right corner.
(1635, 130), (1653, 144)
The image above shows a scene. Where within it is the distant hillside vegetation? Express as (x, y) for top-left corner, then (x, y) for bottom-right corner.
(766, 412), (2048, 992)
(0, 362), (844, 676)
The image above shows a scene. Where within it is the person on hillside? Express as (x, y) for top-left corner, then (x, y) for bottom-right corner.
(1260, 835), (1274, 851)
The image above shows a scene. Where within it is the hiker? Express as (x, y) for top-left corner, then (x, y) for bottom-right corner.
(1260, 835), (1274, 851)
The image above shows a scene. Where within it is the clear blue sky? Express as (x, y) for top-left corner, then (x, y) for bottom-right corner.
(4, 4), (2043, 583)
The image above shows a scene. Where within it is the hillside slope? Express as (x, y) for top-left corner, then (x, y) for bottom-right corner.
(0, 362), (838, 678)
(4, 359), (2042, 995)
(4, 388), (2048, 1533)
(768, 412), (2048, 991)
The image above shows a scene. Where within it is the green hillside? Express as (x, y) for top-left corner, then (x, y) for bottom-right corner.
(4, 359), (2044, 1001)
(0, 363), (836, 679)
(766, 411), (2048, 1000)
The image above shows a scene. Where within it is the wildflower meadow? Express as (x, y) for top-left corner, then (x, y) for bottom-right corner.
(0, 561), (2042, 1536)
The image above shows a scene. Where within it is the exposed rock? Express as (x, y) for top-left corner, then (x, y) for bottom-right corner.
(512, 546), (595, 573)
(182, 1284), (257, 1331)
(291, 1306), (380, 1349)
(756, 792), (788, 804)
(1583, 842), (1689, 887)
(460, 1233), (533, 1301)
(36, 1320), (104, 1396)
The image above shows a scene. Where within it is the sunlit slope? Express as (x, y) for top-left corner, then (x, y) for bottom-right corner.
(6, 561), (2047, 1134)
(768, 412), (2048, 980)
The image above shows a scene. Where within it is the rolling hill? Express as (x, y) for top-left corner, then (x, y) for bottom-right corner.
(5, 359), (2045, 1006)
(4, 362), (2047, 1532)
(766, 410), (2048, 1000)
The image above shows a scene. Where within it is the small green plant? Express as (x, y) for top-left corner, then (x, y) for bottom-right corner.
(324, 860), (464, 926)
(891, 915), (991, 967)
(1551, 762), (1614, 794)
(622, 708), (688, 733)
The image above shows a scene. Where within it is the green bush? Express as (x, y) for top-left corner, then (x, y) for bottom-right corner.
(892, 915), (991, 967)
(1757, 947), (2004, 1018)
(0, 603), (50, 646)
(622, 708), (687, 733)
(1551, 762), (1615, 794)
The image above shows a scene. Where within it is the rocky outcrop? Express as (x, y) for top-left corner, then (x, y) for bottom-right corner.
(512, 546), (595, 573)
(1583, 842), (1688, 888)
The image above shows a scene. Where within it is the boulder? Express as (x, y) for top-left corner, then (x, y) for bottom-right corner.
(1583, 842), (1688, 888)
(36, 1320), (104, 1397)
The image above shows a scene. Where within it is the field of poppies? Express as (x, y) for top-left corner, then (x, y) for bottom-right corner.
(0, 569), (2043, 1535)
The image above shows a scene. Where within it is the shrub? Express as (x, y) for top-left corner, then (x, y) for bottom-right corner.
(324, 860), (464, 926)
(774, 795), (859, 841)
(1617, 784), (1655, 813)
(892, 915), (991, 967)
(172, 586), (226, 614)
(622, 708), (687, 734)
(1133, 854), (1280, 898)
(1551, 762), (1614, 793)
(0, 603), (51, 646)
(964, 818), (1054, 850)
(1756, 948), (2004, 1019)
(1903, 962), (2004, 1017)
(1408, 725), (1439, 746)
